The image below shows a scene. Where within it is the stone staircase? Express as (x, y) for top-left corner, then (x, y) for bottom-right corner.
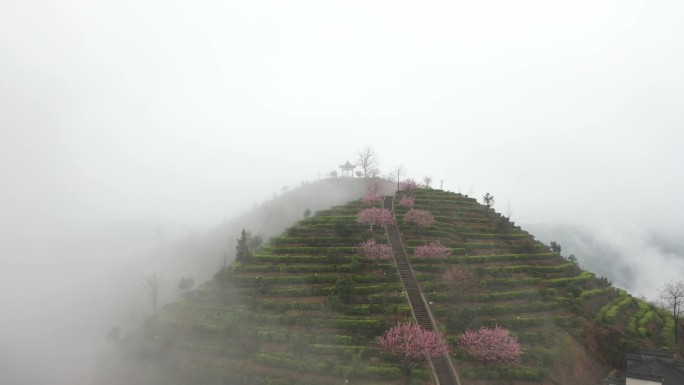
(383, 196), (461, 385)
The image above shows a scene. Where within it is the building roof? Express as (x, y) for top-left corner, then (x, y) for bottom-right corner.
(625, 370), (664, 382)
(339, 160), (356, 170)
(625, 350), (684, 385)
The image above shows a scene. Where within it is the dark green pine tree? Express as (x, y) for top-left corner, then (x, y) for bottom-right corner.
(236, 228), (252, 263)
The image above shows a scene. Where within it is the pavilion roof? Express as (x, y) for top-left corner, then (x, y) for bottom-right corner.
(339, 160), (356, 170)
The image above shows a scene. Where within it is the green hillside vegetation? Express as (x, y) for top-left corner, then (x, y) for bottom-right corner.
(393, 189), (672, 383)
(98, 187), (675, 385)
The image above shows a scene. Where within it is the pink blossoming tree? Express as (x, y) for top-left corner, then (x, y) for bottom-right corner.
(414, 243), (452, 260)
(363, 194), (384, 206)
(458, 325), (523, 366)
(378, 322), (450, 376)
(357, 239), (393, 261)
(399, 178), (418, 190)
(357, 208), (395, 228)
(399, 195), (415, 208)
(403, 209), (435, 226)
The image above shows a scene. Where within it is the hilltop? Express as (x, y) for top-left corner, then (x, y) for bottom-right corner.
(94, 184), (678, 385)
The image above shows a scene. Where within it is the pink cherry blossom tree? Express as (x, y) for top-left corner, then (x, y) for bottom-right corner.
(458, 325), (523, 366)
(378, 322), (450, 376)
(414, 243), (452, 260)
(403, 209), (435, 226)
(399, 178), (418, 190)
(357, 207), (395, 228)
(357, 238), (393, 261)
(363, 194), (384, 206)
(399, 195), (415, 208)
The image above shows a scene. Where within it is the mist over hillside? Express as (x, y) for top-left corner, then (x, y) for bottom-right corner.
(3, 1), (684, 383)
(526, 223), (684, 301)
(0, 178), (384, 385)
(154, 178), (394, 282)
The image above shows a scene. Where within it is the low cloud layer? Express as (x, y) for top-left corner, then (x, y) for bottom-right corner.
(527, 223), (684, 301)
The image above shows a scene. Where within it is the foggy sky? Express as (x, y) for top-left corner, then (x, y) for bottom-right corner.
(2, 0), (684, 238)
(1, 2), (684, 384)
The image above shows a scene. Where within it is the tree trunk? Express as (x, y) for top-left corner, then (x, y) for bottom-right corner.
(675, 303), (679, 348)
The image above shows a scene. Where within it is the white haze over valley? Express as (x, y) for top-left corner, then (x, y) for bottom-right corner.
(1, 1), (684, 384)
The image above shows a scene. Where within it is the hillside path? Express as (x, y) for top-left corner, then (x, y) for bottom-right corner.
(383, 196), (462, 385)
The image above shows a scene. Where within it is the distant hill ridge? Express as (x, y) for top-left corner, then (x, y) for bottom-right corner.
(94, 185), (675, 385)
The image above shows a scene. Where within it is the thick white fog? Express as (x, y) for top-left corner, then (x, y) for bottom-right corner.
(1, 1), (684, 384)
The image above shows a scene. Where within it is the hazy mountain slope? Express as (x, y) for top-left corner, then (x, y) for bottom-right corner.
(94, 187), (676, 385)
(158, 177), (394, 282)
(0, 177), (387, 385)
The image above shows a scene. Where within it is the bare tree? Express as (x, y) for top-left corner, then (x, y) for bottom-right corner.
(356, 146), (379, 178)
(144, 272), (162, 316)
(659, 281), (684, 347)
(423, 176), (432, 188)
(367, 177), (384, 195)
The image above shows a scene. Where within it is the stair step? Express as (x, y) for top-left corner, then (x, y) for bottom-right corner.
(383, 196), (458, 385)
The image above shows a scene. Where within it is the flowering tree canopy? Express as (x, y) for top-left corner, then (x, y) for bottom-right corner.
(414, 243), (451, 259)
(403, 209), (435, 226)
(399, 178), (418, 190)
(378, 322), (450, 375)
(357, 238), (393, 261)
(363, 194), (384, 206)
(357, 208), (395, 228)
(399, 195), (415, 208)
(459, 326), (522, 366)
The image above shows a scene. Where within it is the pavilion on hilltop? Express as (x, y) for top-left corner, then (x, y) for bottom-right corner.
(339, 160), (356, 177)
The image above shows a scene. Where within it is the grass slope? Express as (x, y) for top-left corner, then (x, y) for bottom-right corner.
(97, 188), (674, 385)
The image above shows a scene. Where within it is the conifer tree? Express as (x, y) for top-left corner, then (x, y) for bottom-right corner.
(235, 228), (252, 263)
(482, 192), (495, 208)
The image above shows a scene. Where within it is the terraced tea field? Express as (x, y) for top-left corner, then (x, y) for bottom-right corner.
(111, 188), (673, 385)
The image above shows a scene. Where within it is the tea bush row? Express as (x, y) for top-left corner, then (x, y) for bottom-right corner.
(460, 232), (528, 240)
(545, 271), (595, 287)
(627, 300), (651, 335)
(264, 246), (358, 255)
(232, 273), (400, 286)
(471, 301), (562, 315)
(470, 262), (576, 276)
(601, 295), (634, 323)
(461, 366), (550, 381)
(456, 253), (557, 264)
